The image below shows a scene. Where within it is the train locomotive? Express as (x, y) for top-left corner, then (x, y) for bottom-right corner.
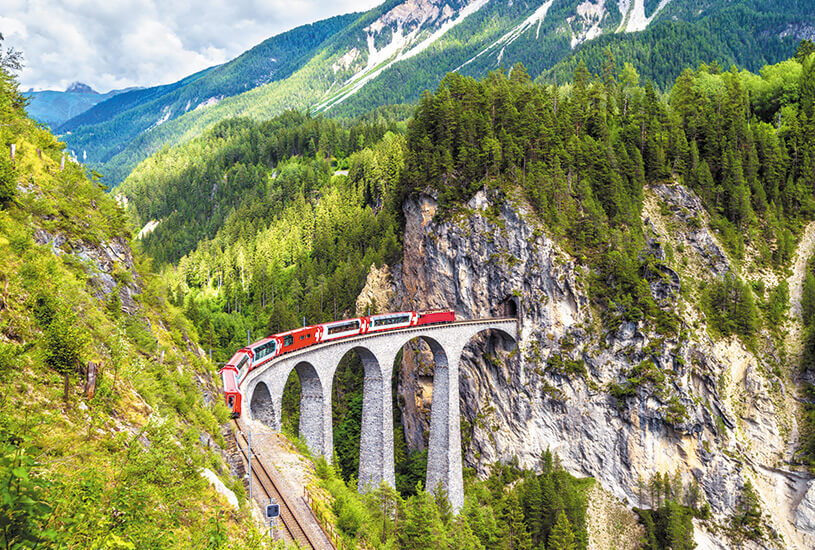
(220, 310), (455, 417)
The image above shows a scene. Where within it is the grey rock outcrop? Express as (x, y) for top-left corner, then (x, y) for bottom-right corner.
(389, 186), (814, 549)
(33, 229), (141, 313)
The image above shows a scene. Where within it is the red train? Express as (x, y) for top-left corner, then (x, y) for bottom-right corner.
(219, 310), (455, 417)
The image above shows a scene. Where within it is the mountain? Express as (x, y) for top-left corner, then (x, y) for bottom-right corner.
(62, 0), (813, 186)
(23, 81), (133, 128)
(56, 12), (359, 182)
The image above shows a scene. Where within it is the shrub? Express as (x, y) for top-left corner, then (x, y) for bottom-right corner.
(0, 154), (15, 206)
(42, 307), (87, 400)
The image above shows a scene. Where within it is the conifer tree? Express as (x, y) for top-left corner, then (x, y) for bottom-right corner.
(503, 492), (533, 550)
(547, 511), (576, 550)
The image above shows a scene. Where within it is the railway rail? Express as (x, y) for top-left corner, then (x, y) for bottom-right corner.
(233, 421), (323, 549)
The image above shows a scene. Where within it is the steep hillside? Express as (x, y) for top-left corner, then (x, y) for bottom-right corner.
(0, 57), (270, 548)
(72, 0), (813, 186)
(540, 1), (810, 88)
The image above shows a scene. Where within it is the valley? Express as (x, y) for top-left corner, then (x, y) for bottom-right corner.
(3, 2), (815, 549)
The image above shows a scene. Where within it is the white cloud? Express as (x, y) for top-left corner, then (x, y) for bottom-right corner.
(1, 0), (383, 92)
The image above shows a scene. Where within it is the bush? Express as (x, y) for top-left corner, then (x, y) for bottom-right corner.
(0, 440), (55, 548)
(0, 154), (15, 206)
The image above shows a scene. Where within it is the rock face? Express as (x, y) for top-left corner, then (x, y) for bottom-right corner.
(389, 186), (815, 549)
(33, 229), (141, 313)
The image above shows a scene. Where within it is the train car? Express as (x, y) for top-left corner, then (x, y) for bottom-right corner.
(277, 325), (321, 354)
(416, 309), (456, 325)
(248, 336), (279, 370)
(368, 311), (417, 332)
(317, 317), (367, 342)
(221, 348), (254, 417)
(220, 365), (242, 417)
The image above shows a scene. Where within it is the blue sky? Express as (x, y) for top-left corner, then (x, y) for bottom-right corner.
(0, 0), (383, 92)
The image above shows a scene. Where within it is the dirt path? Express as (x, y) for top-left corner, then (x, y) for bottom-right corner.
(787, 222), (815, 356)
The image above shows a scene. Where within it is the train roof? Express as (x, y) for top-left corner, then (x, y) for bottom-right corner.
(222, 369), (239, 392)
(275, 325), (320, 337)
(224, 349), (248, 367)
(319, 317), (363, 325)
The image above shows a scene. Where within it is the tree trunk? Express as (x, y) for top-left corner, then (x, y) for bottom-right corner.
(84, 361), (98, 399)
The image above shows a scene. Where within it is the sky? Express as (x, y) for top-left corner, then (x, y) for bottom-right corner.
(0, 0), (383, 92)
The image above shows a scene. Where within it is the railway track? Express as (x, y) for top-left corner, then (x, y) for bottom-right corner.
(233, 421), (320, 549)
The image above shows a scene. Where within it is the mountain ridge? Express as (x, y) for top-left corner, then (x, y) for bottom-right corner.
(54, 0), (814, 185)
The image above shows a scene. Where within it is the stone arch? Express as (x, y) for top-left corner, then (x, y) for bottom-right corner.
(249, 380), (277, 429)
(391, 333), (449, 452)
(465, 326), (518, 349)
(394, 333), (449, 371)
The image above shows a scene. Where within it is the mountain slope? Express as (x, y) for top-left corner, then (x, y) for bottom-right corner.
(58, 13), (358, 177)
(0, 62), (265, 548)
(70, 0), (814, 185)
(540, 1), (810, 88)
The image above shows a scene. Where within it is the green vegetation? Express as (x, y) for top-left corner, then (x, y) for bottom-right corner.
(405, 43), (815, 339)
(313, 449), (591, 550)
(729, 480), (763, 542)
(701, 275), (759, 340)
(0, 42), (273, 549)
(541, 2), (804, 90)
(634, 471), (708, 550)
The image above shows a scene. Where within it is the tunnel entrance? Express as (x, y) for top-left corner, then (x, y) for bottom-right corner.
(499, 295), (519, 318)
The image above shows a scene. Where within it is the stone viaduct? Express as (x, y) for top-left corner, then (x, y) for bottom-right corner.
(240, 318), (518, 511)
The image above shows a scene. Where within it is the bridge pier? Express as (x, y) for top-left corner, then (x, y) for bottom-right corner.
(358, 348), (395, 492)
(295, 361), (332, 458)
(426, 343), (464, 512)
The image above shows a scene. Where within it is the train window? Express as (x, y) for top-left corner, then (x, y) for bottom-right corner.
(237, 356), (249, 379)
(374, 315), (409, 327)
(284, 335), (293, 346)
(228, 396), (234, 408)
(255, 342), (274, 361)
(328, 320), (359, 335)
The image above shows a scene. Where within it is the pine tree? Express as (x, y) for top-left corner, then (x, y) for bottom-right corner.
(522, 475), (544, 545)
(447, 515), (485, 550)
(398, 486), (447, 549)
(503, 493), (532, 550)
(547, 511), (576, 550)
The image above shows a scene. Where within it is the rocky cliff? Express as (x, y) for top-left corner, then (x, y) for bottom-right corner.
(372, 184), (815, 549)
